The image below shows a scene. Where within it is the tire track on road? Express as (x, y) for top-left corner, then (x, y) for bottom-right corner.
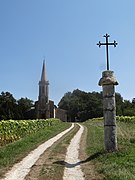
(25, 123), (80, 180)
(2, 123), (74, 180)
(63, 123), (84, 180)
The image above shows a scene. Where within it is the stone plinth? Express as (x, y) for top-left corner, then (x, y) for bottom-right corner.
(99, 70), (118, 152)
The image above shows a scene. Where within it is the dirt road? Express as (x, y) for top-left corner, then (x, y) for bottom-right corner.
(2, 123), (102, 180)
(63, 124), (84, 180)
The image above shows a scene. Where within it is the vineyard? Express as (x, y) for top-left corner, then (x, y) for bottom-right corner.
(0, 118), (60, 146)
(92, 116), (135, 123)
(1, 116), (135, 146)
(116, 116), (135, 123)
(0, 116), (135, 179)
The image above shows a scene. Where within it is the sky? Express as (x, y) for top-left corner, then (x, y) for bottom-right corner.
(0, 0), (135, 105)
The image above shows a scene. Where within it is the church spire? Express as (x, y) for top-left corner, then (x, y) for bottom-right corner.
(38, 60), (49, 104)
(41, 60), (47, 81)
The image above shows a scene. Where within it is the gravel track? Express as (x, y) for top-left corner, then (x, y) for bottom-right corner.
(63, 123), (84, 180)
(2, 123), (74, 180)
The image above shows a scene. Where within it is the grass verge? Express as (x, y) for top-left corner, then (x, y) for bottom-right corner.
(83, 119), (135, 180)
(0, 121), (71, 177)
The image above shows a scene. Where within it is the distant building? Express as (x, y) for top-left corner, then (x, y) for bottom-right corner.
(35, 61), (54, 119)
(55, 107), (67, 122)
(35, 61), (67, 121)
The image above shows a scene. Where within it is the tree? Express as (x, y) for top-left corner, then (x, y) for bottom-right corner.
(58, 89), (135, 122)
(122, 100), (135, 116)
(58, 89), (103, 121)
(0, 92), (34, 120)
(115, 93), (124, 115)
(0, 92), (17, 120)
(17, 98), (34, 119)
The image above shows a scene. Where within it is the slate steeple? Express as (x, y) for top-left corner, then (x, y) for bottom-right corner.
(41, 60), (47, 81)
(35, 60), (66, 120)
(38, 60), (49, 103)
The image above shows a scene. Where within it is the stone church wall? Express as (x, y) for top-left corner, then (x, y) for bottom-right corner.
(55, 108), (67, 121)
(48, 100), (54, 118)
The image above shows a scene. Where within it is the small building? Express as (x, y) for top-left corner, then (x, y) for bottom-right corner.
(55, 107), (67, 122)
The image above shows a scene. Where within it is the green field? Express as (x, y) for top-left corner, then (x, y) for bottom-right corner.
(0, 119), (61, 146)
(0, 119), (71, 177)
(1, 117), (135, 179)
(83, 117), (135, 180)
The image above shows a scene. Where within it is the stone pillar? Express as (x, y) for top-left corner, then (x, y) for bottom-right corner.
(99, 70), (118, 152)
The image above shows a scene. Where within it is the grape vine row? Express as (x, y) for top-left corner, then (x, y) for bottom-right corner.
(0, 119), (60, 146)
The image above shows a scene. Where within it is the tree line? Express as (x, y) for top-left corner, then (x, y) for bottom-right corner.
(58, 89), (135, 121)
(0, 92), (33, 120)
(0, 90), (135, 121)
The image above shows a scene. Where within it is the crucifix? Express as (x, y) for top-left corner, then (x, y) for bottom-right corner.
(97, 33), (118, 70)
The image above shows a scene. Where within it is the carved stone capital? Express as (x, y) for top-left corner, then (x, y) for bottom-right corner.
(98, 70), (118, 86)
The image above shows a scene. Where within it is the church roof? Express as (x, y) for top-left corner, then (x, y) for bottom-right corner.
(41, 60), (47, 81)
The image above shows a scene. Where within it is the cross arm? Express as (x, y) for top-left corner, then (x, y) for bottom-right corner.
(113, 40), (118, 47)
(97, 41), (118, 48)
(97, 33), (118, 71)
(97, 41), (102, 47)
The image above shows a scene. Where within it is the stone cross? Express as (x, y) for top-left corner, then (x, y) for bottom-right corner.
(97, 33), (118, 70)
(99, 71), (118, 152)
(98, 34), (118, 152)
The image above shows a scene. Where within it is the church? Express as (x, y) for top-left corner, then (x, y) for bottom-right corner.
(34, 61), (67, 121)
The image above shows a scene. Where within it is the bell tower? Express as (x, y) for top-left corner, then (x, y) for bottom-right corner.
(36, 60), (50, 119)
(38, 60), (49, 104)
(35, 59), (67, 120)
